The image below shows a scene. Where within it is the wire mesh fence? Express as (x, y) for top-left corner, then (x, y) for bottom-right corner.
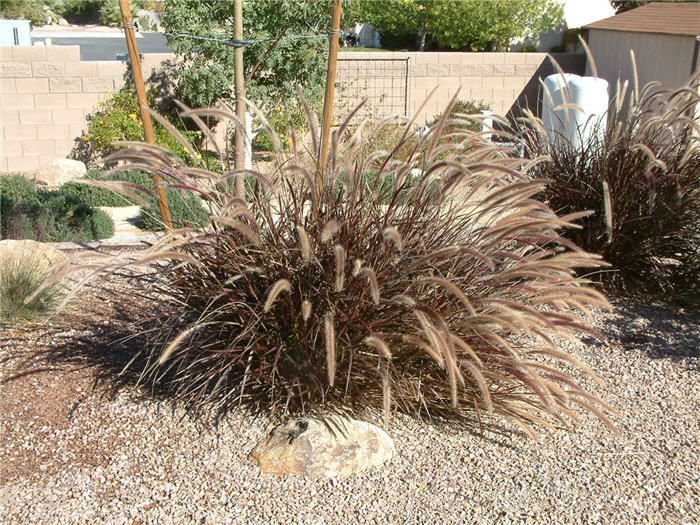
(334, 58), (410, 121)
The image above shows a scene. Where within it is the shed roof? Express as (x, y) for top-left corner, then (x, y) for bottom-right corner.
(585, 2), (700, 37)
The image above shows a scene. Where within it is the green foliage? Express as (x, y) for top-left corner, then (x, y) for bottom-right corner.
(1, 175), (115, 242)
(2, 194), (115, 242)
(1, 174), (40, 208)
(56, 168), (210, 231)
(0, 0), (47, 26)
(426, 0), (564, 51)
(520, 45), (538, 52)
(99, 0), (142, 26)
(520, 75), (700, 304)
(344, 0), (433, 50)
(0, 252), (64, 325)
(253, 95), (323, 152)
(81, 86), (201, 165)
(162, 0), (331, 108)
(549, 44), (567, 53)
(138, 188), (210, 232)
(346, 0), (564, 51)
(60, 170), (153, 207)
(429, 99), (492, 133)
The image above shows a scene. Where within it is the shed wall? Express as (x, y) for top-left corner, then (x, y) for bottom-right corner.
(586, 30), (697, 91)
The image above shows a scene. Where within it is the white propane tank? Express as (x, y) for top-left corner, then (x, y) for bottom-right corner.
(542, 73), (609, 149)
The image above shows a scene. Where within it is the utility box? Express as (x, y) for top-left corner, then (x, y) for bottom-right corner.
(542, 73), (609, 149)
(0, 20), (31, 46)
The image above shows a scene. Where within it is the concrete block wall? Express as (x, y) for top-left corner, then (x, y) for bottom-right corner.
(336, 51), (586, 123)
(0, 45), (175, 173)
(0, 46), (584, 173)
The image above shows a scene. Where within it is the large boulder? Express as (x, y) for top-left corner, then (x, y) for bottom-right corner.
(34, 159), (86, 187)
(0, 239), (66, 272)
(248, 417), (395, 479)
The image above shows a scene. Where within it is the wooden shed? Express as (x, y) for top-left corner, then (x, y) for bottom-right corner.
(585, 2), (700, 90)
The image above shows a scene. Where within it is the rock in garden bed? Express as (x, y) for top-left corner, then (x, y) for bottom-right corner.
(34, 159), (86, 187)
(249, 417), (395, 479)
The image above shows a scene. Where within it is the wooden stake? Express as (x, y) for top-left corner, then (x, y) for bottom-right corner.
(317, 0), (342, 189)
(233, 0), (246, 198)
(119, 0), (171, 229)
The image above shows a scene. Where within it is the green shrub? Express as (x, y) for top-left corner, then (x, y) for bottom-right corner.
(59, 168), (210, 231)
(59, 0), (102, 24)
(549, 44), (567, 53)
(0, 251), (64, 324)
(1, 188), (115, 242)
(253, 95), (323, 152)
(81, 86), (202, 166)
(51, 100), (618, 438)
(59, 170), (153, 207)
(0, 174), (39, 208)
(520, 45), (538, 52)
(99, 0), (142, 27)
(138, 188), (210, 231)
(0, 0), (47, 26)
(429, 99), (492, 133)
(520, 74), (700, 304)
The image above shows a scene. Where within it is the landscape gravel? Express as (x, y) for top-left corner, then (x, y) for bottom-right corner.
(0, 273), (697, 524)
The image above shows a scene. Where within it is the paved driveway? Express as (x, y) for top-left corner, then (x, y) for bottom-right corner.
(30, 32), (172, 60)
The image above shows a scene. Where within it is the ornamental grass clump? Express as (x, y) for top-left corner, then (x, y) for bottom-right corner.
(520, 70), (700, 303)
(41, 96), (617, 437)
(0, 247), (63, 324)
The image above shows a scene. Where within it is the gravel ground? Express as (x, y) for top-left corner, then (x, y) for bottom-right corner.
(0, 273), (698, 524)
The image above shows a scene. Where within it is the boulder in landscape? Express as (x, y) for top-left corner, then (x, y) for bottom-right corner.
(248, 417), (395, 479)
(34, 159), (86, 187)
(0, 239), (66, 271)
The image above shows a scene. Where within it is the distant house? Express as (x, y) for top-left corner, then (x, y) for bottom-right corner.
(584, 2), (700, 91)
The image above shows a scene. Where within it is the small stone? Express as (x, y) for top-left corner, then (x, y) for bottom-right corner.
(248, 417), (395, 479)
(34, 159), (86, 187)
(0, 239), (66, 271)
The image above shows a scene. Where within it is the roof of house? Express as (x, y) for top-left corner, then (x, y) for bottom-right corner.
(585, 2), (700, 37)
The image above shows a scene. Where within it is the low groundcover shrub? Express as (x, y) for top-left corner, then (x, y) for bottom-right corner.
(46, 99), (617, 437)
(1, 174), (114, 242)
(59, 170), (153, 208)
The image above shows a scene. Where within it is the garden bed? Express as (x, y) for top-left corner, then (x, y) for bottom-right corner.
(0, 265), (697, 523)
